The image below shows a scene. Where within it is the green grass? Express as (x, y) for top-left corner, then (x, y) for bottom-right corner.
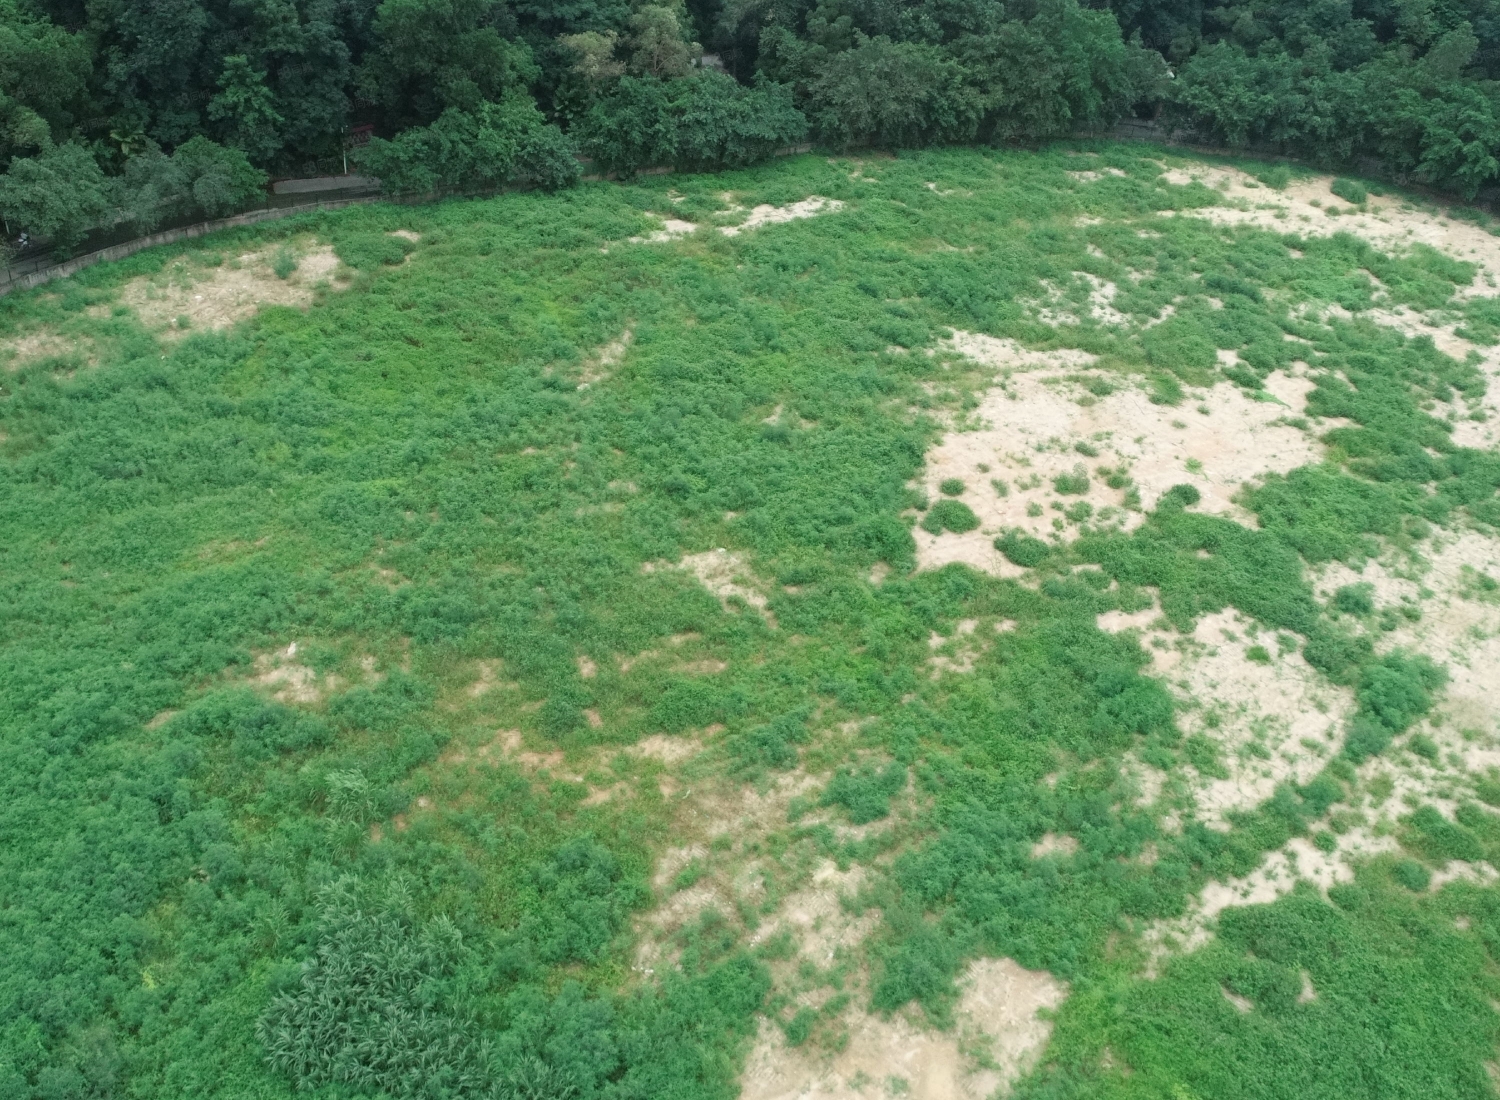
(1, 143), (1498, 1099)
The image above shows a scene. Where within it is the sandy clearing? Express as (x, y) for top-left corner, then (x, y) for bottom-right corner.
(1166, 610), (1355, 824)
(739, 957), (1066, 1100)
(914, 333), (1324, 574)
(253, 642), (339, 704)
(625, 197), (845, 247)
(672, 549), (778, 626)
(720, 197), (845, 237)
(633, 770), (822, 969)
(748, 860), (878, 966)
(1313, 530), (1500, 753)
(1026, 273), (1128, 327)
(118, 244), (344, 335)
(630, 217), (699, 244)
(578, 327), (632, 388)
(1, 329), (96, 370)
(1142, 528), (1500, 961)
(1159, 164), (1500, 447)
(1159, 165), (1500, 283)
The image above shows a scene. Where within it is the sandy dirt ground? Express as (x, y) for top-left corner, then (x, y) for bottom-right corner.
(740, 954), (1066, 1100)
(626, 197), (845, 246)
(119, 242), (344, 335)
(915, 164), (1500, 980)
(915, 333), (1326, 574)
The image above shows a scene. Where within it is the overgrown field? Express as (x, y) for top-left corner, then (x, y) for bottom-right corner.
(4, 145), (1500, 1100)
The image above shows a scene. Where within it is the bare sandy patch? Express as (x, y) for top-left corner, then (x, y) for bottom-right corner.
(1140, 532), (1500, 965)
(1159, 163), (1500, 430)
(1, 329), (94, 370)
(1160, 165), (1500, 282)
(941, 331), (1097, 371)
(1025, 273), (1128, 327)
(253, 642), (339, 704)
(633, 770), (822, 969)
(625, 733), (704, 764)
(1313, 530), (1500, 752)
(1144, 828), (1398, 964)
(629, 217), (699, 244)
(1031, 832), (1079, 858)
(466, 659), (518, 697)
(749, 860), (879, 966)
(578, 327), (632, 387)
(118, 243), (345, 335)
(739, 957), (1066, 1100)
(1164, 610), (1355, 823)
(719, 197), (845, 237)
(1097, 606), (1161, 633)
(388, 230), (421, 242)
(914, 335), (1324, 574)
(671, 549), (777, 626)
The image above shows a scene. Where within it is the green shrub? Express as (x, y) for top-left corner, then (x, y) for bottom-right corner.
(729, 709), (811, 772)
(1254, 165), (1292, 190)
(335, 232), (414, 270)
(921, 499), (980, 534)
(1331, 178), (1368, 204)
(939, 478), (966, 496)
(1333, 583), (1374, 615)
(1391, 857), (1432, 891)
(995, 531), (1051, 567)
(1052, 469), (1090, 495)
(271, 247), (298, 280)
(822, 761), (907, 823)
(1143, 316), (1218, 377)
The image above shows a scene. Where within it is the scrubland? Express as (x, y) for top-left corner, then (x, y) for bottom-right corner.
(4, 145), (1500, 1100)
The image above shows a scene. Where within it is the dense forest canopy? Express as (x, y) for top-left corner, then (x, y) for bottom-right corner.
(7, 0), (1500, 249)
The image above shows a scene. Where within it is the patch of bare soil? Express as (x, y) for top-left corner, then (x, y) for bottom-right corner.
(1167, 609), (1354, 825)
(252, 642), (338, 704)
(748, 860), (879, 967)
(667, 549), (778, 626)
(633, 770), (822, 970)
(739, 956), (1066, 1100)
(1, 329), (95, 370)
(1314, 531), (1500, 757)
(915, 333), (1324, 574)
(118, 243), (345, 335)
(719, 197), (845, 236)
(1160, 165), (1500, 280)
(624, 197), (845, 247)
(578, 327), (632, 388)
(1143, 530), (1500, 962)
(628, 217), (699, 244)
(927, 619), (986, 678)
(1157, 165), (1500, 448)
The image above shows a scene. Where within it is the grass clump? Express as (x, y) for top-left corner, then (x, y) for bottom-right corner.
(921, 499), (980, 534)
(996, 530), (1052, 567)
(271, 246), (298, 279)
(1330, 178), (1368, 204)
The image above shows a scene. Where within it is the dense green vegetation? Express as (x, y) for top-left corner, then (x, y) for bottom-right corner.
(3, 144), (1500, 1098)
(13, 0), (1500, 251)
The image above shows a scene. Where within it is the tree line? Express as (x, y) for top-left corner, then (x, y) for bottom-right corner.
(4, 0), (1500, 251)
